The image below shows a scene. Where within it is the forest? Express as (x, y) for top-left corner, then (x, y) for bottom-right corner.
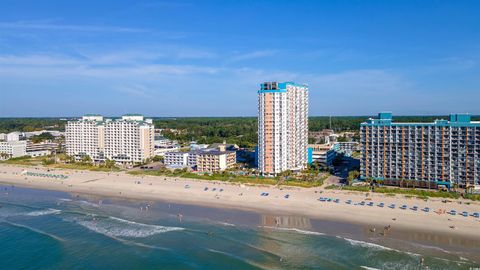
(1, 115), (478, 148)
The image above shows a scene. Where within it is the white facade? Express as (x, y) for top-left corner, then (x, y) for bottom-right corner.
(154, 146), (180, 157)
(7, 132), (21, 142)
(164, 152), (190, 167)
(104, 115), (154, 163)
(28, 150), (52, 157)
(0, 133), (6, 141)
(65, 114), (154, 164)
(65, 115), (104, 160)
(0, 141), (27, 159)
(258, 82), (309, 176)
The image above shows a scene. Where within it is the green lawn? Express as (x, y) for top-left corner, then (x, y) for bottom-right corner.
(48, 163), (121, 172)
(325, 185), (471, 200)
(127, 170), (326, 188)
(0, 156), (44, 166)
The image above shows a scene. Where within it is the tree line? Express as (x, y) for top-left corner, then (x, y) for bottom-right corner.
(1, 115), (478, 148)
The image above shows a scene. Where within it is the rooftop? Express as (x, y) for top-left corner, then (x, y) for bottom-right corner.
(362, 112), (480, 127)
(258, 81), (308, 93)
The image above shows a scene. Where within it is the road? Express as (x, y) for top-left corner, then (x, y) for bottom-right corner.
(323, 156), (359, 187)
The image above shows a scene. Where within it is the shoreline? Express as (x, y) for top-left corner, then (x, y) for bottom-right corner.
(1, 164), (479, 241)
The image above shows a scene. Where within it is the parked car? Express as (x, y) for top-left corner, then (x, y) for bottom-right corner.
(400, 205), (407, 210)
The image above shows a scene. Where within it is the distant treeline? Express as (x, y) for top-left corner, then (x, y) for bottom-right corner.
(0, 118), (66, 133)
(1, 115), (478, 148)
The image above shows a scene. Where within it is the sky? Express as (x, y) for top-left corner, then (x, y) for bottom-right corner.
(0, 0), (479, 117)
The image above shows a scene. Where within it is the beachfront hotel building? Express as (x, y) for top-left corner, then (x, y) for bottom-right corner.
(360, 112), (480, 188)
(0, 141), (27, 159)
(257, 82), (309, 176)
(196, 150), (236, 173)
(66, 114), (154, 164)
(164, 146), (236, 173)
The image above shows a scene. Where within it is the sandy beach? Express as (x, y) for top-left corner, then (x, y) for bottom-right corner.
(0, 164), (479, 240)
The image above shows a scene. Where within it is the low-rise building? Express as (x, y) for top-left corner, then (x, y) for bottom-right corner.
(154, 146), (180, 157)
(0, 141), (27, 159)
(308, 144), (336, 167)
(24, 130), (64, 138)
(164, 152), (190, 168)
(26, 142), (59, 157)
(187, 151), (199, 167)
(333, 142), (359, 156)
(196, 150), (236, 173)
(6, 132), (22, 142)
(154, 136), (178, 148)
(189, 141), (209, 151)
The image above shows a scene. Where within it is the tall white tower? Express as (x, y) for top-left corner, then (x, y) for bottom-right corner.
(258, 82), (309, 176)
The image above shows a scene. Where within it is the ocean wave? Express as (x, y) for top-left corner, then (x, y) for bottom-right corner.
(77, 200), (100, 208)
(25, 209), (61, 217)
(4, 221), (64, 242)
(340, 237), (395, 251)
(432, 256), (471, 265)
(338, 236), (420, 257)
(260, 226), (325, 236)
(68, 215), (184, 238)
(361, 266), (381, 270)
(218, 222), (236, 227)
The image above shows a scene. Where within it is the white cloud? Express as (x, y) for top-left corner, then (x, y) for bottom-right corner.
(0, 54), (222, 78)
(228, 50), (279, 62)
(0, 21), (147, 33)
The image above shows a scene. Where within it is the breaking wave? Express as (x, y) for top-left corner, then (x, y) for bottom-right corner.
(67, 215), (184, 238)
(25, 209), (61, 217)
(260, 226), (325, 236)
(338, 236), (420, 257)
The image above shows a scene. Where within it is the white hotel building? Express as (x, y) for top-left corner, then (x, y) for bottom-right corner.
(258, 82), (309, 176)
(66, 114), (154, 164)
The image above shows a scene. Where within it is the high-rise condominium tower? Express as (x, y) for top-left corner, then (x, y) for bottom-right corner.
(360, 112), (480, 188)
(66, 114), (154, 164)
(258, 82), (309, 176)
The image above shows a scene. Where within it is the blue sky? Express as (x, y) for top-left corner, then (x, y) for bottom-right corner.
(0, 0), (479, 117)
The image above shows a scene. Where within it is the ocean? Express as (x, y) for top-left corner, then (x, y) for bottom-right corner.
(0, 185), (478, 270)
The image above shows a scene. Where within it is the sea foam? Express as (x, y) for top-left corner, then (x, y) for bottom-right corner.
(69, 215), (184, 238)
(25, 209), (61, 217)
(338, 236), (421, 257)
(260, 226), (325, 236)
